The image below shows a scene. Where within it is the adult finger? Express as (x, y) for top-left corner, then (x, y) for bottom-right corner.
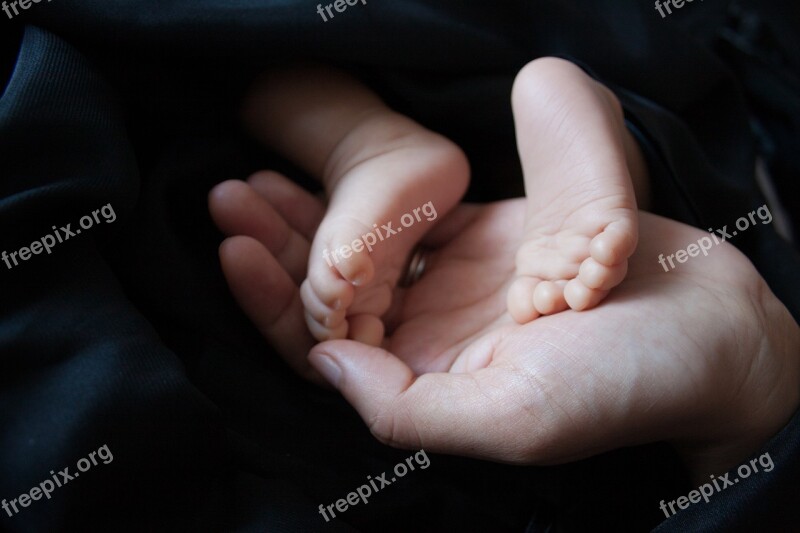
(308, 341), (542, 463)
(219, 235), (323, 384)
(209, 179), (309, 284)
(247, 170), (325, 240)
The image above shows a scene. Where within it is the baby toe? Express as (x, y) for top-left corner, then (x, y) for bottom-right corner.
(507, 277), (542, 324)
(348, 314), (385, 346)
(564, 279), (609, 311)
(328, 242), (375, 287)
(533, 280), (569, 315)
(300, 280), (347, 329)
(321, 223), (377, 287)
(578, 257), (628, 291)
(590, 218), (638, 267)
(305, 310), (348, 342)
(307, 261), (355, 311)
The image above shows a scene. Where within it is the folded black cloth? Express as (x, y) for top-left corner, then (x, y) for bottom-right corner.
(1, 1), (798, 531)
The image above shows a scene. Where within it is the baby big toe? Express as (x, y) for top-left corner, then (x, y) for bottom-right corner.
(508, 277), (542, 324)
(326, 238), (375, 287)
(308, 260), (355, 311)
(348, 314), (385, 346)
(578, 257), (628, 291)
(564, 279), (609, 311)
(589, 219), (637, 267)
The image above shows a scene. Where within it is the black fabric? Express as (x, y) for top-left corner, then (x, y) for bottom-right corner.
(1, 1), (798, 531)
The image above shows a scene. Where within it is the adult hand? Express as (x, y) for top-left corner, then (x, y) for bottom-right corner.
(209, 171), (800, 481)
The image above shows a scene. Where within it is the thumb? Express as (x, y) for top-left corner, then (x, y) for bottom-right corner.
(308, 341), (535, 462)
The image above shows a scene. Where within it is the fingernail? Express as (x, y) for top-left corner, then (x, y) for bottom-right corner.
(311, 353), (342, 388)
(352, 273), (367, 287)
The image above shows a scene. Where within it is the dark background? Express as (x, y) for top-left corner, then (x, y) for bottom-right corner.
(1, 1), (798, 531)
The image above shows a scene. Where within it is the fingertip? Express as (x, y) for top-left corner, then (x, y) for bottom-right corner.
(310, 340), (416, 401)
(308, 351), (343, 389)
(209, 178), (244, 205)
(209, 180), (248, 230)
(218, 234), (248, 262)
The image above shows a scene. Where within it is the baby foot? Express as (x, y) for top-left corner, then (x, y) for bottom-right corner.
(304, 112), (468, 344)
(507, 58), (641, 323)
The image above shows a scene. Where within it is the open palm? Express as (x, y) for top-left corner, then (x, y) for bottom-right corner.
(210, 171), (799, 479)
